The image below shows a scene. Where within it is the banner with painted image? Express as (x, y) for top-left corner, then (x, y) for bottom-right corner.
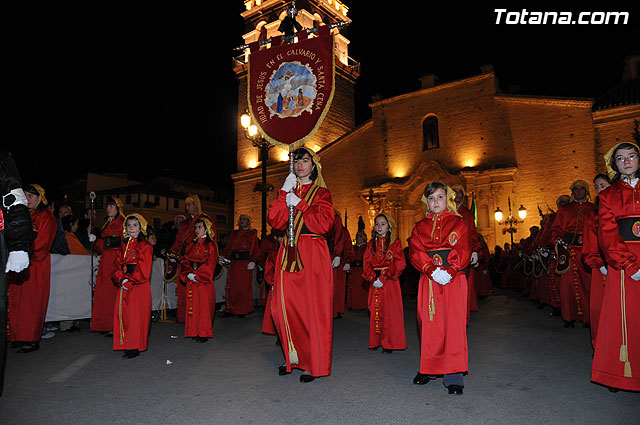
(247, 26), (335, 149)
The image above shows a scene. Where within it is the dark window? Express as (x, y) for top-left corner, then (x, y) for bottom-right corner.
(422, 116), (439, 150)
(215, 214), (228, 224)
(125, 194), (132, 204)
(174, 199), (179, 209)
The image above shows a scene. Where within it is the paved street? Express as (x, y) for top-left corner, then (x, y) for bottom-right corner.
(1, 289), (637, 424)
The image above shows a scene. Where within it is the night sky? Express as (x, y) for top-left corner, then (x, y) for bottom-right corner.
(7, 3), (639, 199)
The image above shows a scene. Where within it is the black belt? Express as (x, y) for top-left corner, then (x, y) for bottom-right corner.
(562, 233), (584, 246)
(104, 236), (121, 249)
(426, 249), (467, 273)
(617, 217), (640, 242)
(122, 263), (137, 274)
(374, 267), (387, 278)
(190, 261), (204, 270)
(351, 260), (363, 268)
(230, 250), (250, 261)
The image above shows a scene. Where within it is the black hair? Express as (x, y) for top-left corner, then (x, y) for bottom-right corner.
(292, 147), (318, 182)
(61, 214), (78, 232)
(125, 216), (146, 242)
(423, 181), (447, 198)
(194, 218), (213, 243)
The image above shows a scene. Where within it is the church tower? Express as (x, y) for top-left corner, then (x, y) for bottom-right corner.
(231, 0), (359, 229)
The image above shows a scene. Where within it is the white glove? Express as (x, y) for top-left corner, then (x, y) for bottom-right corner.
(373, 278), (383, 288)
(332, 256), (341, 268)
(470, 252), (478, 267)
(6, 250), (29, 273)
(599, 266), (608, 276)
(482, 270), (488, 275)
(286, 192), (301, 207)
(88, 234), (97, 243)
(187, 273), (198, 282)
(540, 249), (549, 258)
(343, 263), (351, 271)
(247, 261), (256, 271)
(556, 239), (568, 249)
(431, 267), (452, 285)
(281, 172), (298, 192)
(631, 269), (640, 281)
(121, 278), (130, 290)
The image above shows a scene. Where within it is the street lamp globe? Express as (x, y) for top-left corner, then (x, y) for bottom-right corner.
(241, 112), (251, 129)
(518, 205), (527, 220)
(494, 207), (503, 222)
(248, 124), (259, 137)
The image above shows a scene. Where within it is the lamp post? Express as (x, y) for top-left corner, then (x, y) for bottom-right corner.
(240, 111), (273, 240)
(494, 197), (527, 245)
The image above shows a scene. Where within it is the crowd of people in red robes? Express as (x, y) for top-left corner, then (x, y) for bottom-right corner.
(6, 141), (639, 394)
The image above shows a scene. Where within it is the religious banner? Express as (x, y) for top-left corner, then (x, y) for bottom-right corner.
(247, 25), (335, 149)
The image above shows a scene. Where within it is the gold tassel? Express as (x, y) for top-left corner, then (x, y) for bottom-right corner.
(624, 361), (632, 378)
(620, 345), (628, 362)
(428, 279), (435, 322)
(118, 287), (125, 346)
(289, 349), (299, 365)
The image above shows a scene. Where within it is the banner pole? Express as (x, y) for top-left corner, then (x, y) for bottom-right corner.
(289, 145), (295, 248)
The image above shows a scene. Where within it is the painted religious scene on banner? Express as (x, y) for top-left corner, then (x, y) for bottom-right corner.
(248, 26), (335, 149)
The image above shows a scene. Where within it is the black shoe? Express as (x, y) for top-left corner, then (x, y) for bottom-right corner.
(413, 373), (431, 385)
(123, 349), (139, 359)
(236, 314), (246, 318)
(300, 374), (315, 383)
(17, 343), (39, 354)
(447, 384), (464, 395)
(278, 365), (290, 376)
(583, 323), (590, 329)
(196, 337), (209, 343)
(335, 313), (342, 319)
(105, 332), (113, 338)
(220, 312), (234, 318)
(369, 347), (379, 352)
(536, 303), (545, 310)
(608, 387), (619, 393)
(564, 320), (575, 328)
(11, 341), (25, 348)
(382, 348), (393, 354)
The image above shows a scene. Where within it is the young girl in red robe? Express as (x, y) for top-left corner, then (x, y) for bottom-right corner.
(267, 147), (334, 383)
(593, 142), (640, 391)
(91, 197), (125, 335)
(180, 215), (218, 343)
(363, 213), (407, 353)
(410, 181), (471, 395)
(581, 173), (610, 349)
(9, 184), (56, 353)
(112, 214), (153, 359)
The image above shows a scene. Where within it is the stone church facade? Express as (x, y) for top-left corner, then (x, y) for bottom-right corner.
(233, 1), (640, 250)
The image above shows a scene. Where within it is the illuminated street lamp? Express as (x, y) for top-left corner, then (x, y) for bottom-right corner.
(494, 197), (526, 244)
(240, 111), (273, 240)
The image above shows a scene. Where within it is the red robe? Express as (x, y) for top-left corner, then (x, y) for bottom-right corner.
(551, 200), (594, 323)
(582, 206), (607, 348)
(538, 213), (560, 308)
(170, 215), (197, 323)
(593, 180), (640, 391)
(346, 243), (368, 310)
(458, 205), (480, 319)
(8, 208), (56, 342)
(261, 248), (278, 335)
(268, 183), (334, 377)
(222, 228), (259, 315)
(257, 234), (279, 306)
(410, 210), (471, 375)
(363, 236), (407, 350)
(91, 215), (124, 332)
(180, 237), (218, 338)
(112, 237), (153, 352)
(328, 214), (349, 317)
(475, 243), (493, 297)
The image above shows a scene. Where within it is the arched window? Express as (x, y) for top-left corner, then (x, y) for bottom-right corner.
(422, 116), (439, 151)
